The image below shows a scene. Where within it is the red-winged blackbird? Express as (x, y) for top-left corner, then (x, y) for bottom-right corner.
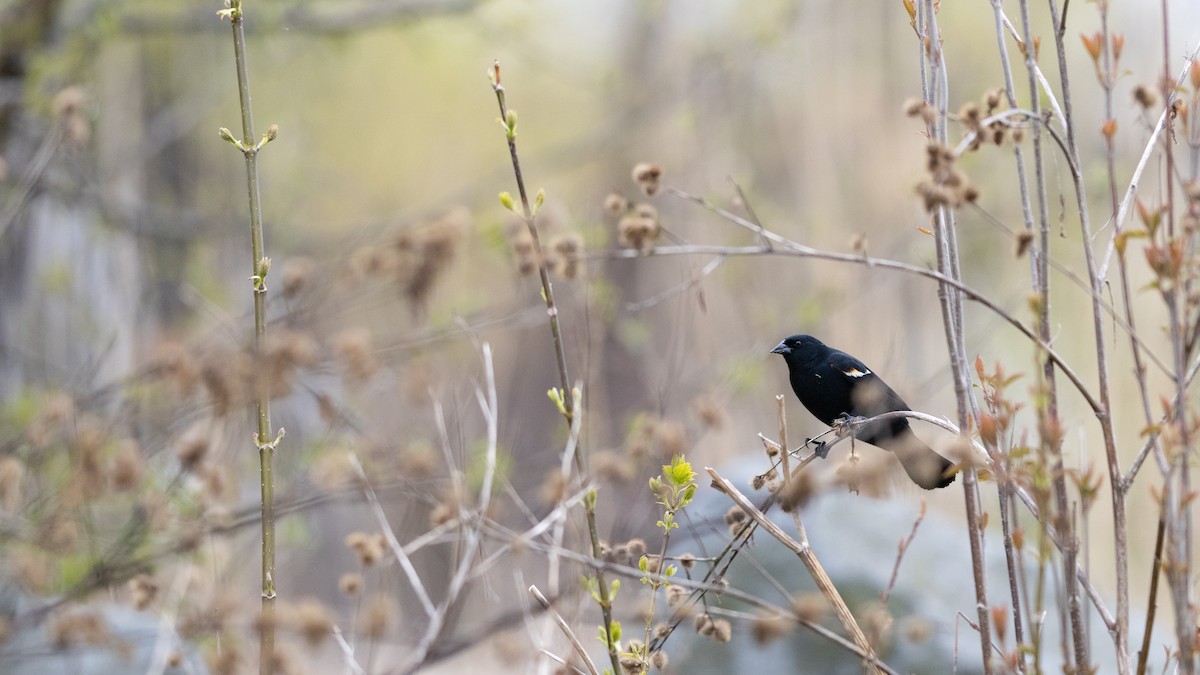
(771, 334), (956, 490)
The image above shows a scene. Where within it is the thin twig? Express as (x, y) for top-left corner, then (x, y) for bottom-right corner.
(348, 453), (436, 618)
(707, 468), (882, 674)
(489, 62), (621, 674)
(1097, 41), (1200, 281)
(881, 500), (926, 607)
(529, 585), (600, 675)
(331, 626), (367, 675)
(401, 343), (503, 674)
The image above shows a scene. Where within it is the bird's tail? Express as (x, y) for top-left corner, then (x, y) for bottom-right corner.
(886, 431), (956, 490)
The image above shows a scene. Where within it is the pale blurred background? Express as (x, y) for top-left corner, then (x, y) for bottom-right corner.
(2, 0), (1199, 673)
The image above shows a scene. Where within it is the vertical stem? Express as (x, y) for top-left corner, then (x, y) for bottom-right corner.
(920, 5), (992, 672)
(987, 5), (1037, 666)
(1045, 0), (1123, 668)
(1135, 512), (1166, 675)
(1158, 2), (1196, 671)
(226, 4), (276, 672)
(489, 66), (620, 675)
(1013, 4), (1056, 666)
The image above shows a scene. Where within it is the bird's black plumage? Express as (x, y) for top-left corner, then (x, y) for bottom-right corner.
(771, 334), (955, 490)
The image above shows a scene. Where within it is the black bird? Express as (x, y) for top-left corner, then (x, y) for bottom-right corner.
(771, 334), (955, 490)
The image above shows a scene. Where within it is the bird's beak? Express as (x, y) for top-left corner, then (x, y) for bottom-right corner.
(770, 341), (789, 355)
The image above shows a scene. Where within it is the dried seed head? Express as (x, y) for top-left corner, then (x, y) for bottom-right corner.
(176, 423), (211, 471)
(625, 538), (647, 558)
(29, 392), (74, 448)
(631, 162), (663, 196)
(711, 618), (733, 642)
(777, 470), (816, 512)
(592, 450), (635, 483)
(862, 602), (894, 645)
(539, 469), (567, 505)
(339, 573), (363, 596)
(129, 574), (159, 610)
(154, 340), (201, 395)
(1133, 84), (1157, 110)
(210, 644), (241, 675)
(52, 86), (86, 117)
(430, 502), (454, 526)
(110, 440), (143, 492)
(667, 585), (689, 609)
(901, 615), (934, 643)
(902, 97), (926, 117)
(363, 594), (396, 638)
(751, 612), (793, 644)
(309, 450), (356, 492)
(549, 232), (585, 280)
(331, 327), (377, 383)
(653, 420), (686, 458)
(280, 256), (315, 299)
(791, 593), (827, 623)
(984, 88), (1003, 113)
(958, 101), (982, 130)
(396, 214), (463, 311)
(692, 395), (726, 429)
(1016, 230), (1035, 258)
(617, 215), (660, 252)
(724, 505), (747, 526)
(834, 453), (891, 498)
(604, 192), (630, 215)
(293, 599), (333, 648)
(849, 233), (868, 254)
(345, 531), (385, 567)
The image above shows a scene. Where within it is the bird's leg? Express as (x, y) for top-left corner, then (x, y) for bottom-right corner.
(832, 413), (857, 437)
(804, 437), (830, 459)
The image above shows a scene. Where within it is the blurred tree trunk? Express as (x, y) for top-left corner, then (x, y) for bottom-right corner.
(0, 1), (144, 401)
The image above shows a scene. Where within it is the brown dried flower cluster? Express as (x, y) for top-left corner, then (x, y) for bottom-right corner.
(547, 232), (585, 280)
(331, 327), (378, 383)
(505, 218), (586, 281)
(345, 531), (388, 567)
(916, 142), (979, 212)
(693, 612), (732, 642)
(52, 86), (90, 146)
(617, 203), (663, 252)
(632, 162), (663, 196)
(344, 211), (465, 313)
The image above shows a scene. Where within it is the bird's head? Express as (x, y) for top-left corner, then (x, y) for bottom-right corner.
(770, 334), (826, 361)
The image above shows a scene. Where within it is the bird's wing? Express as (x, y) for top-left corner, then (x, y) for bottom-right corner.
(825, 350), (875, 381)
(827, 350), (912, 413)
